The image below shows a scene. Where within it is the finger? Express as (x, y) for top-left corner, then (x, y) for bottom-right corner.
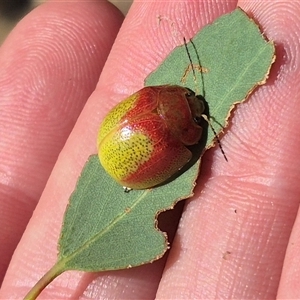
(277, 205), (300, 299)
(157, 1), (300, 299)
(0, 0), (123, 285)
(0, 1), (238, 299)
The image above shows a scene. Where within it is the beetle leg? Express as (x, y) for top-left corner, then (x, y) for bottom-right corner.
(123, 186), (132, 193)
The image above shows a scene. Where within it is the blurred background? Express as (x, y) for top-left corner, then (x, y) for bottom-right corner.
(0, 0), (132, 45)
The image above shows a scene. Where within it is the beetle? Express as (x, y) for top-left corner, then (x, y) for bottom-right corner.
(97, 85), (205, 190)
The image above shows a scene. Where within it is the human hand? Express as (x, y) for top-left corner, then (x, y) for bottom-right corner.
(1, 1), (300, 299)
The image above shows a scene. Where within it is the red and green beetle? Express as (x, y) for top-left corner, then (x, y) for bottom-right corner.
(97, 85), (206, 190)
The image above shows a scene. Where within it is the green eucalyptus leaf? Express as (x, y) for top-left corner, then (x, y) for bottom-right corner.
(24, 7), (275, 300)
(56, 7), (275, 272)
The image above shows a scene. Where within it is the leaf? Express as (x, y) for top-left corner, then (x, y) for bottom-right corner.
(57, 7), (275, 272)
(24, 7), (275, 300)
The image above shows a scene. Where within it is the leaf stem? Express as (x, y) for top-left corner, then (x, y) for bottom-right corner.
(23, 260), (65, 300)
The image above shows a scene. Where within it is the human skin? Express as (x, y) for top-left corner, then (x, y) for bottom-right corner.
(1, 0), (300, 299)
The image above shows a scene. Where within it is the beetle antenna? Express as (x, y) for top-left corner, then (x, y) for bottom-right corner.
(202, 115), (228, 162)
(183, 37), (197, 84)
(184, 37), (227, 162)
(190, 38), (205, 98)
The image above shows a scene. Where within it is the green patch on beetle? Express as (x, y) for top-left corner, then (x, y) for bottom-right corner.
(23, 8), (275, 300)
